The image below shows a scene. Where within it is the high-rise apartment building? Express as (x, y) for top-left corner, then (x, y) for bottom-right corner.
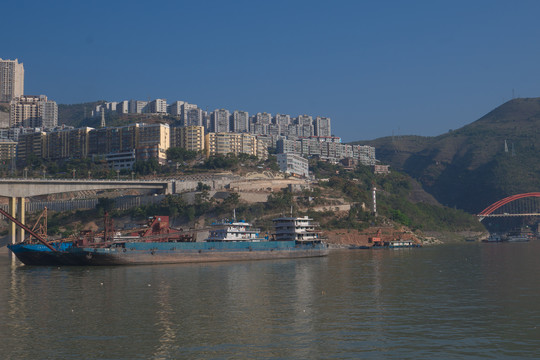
(46, 127), (92, 160)
(299, 123), (314, 137)
(138, 123), (170, 164)
(16, 131), (47, 162)
(10, 95), (41, 127)
(185, 107), (203, 127)
(0, 58), (24, 103)
(117, 100), (129, 114)
(315, 116), (331, 137)
(267, 124), (281, 136)
(148, 99), (167, 114)
(277, 153), (309, 177)
(128, 100), (148, 114)
(274, 114), (290, 127)
(41, 99), (58, 128)
(168, 101), (185, 116)
(180, 102), (198, 126)
(171, 125), (205, 152)
(233, 110), (249, 132)
(0, 138), (17, 160)
(211, 109), (230, 133)
(205, 132), (267, 159)
(277, 136), (375, 165)
(10, 95), (57, 128)
(256, 112), (272, 125)
(295, 115), (313, 126)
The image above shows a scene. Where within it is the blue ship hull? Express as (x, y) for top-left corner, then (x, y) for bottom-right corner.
(8, 241), (329, 266)
(8, 242), (77, 266)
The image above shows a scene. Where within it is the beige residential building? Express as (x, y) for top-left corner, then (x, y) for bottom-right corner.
(46, 127), (92, 160)
(205, 132), (267, 160)
(10, 95), (41, 127)
(0, 58), (24, 103)
(0, 138), (17, 160)
(171, 125), (205, 152)
(137, 123), (170, 164)
(16, 131), (48, 162)
(9, 95), (57, 128)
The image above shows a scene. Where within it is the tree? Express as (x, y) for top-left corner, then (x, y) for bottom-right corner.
(197, 182), (211, 191)
(96, 197), (115, 216)
(161, 195), (188, 217)
(133, 158), (160, 175)
(199, 154), (239, 170)
(220, 192), (240, 213)
(266, 189), (294, 212)
(166, 147), (198, 162)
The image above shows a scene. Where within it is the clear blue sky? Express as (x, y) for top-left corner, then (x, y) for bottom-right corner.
(3, 0), (540, 142)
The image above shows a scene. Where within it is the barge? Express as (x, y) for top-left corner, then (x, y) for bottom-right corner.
(6, 210), (328, 266)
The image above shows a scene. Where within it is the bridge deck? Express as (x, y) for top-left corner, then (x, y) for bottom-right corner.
(0, 178), (172, 197)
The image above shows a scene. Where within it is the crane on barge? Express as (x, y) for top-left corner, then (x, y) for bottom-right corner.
(0, 206), (58, 252)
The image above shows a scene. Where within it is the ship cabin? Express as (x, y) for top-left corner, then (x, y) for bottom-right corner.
(272, 216), (323, 243)
(206, 220), (264, 242)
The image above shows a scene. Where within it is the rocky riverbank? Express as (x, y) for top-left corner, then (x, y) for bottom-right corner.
(325, 227), (487, 247)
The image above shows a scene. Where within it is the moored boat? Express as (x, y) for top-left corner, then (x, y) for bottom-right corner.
(506, 234), (530, 242)
(7, 211), (328, 266)
(388, 239), (418, 248)
(482, 233), (502, 243)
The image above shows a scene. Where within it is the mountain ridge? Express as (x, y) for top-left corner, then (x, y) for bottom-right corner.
(353, 98), (540, 213)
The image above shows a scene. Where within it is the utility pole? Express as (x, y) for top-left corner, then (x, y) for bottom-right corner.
(372, 186), (377, 216)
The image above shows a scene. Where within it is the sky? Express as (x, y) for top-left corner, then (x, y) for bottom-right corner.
(2, 0), (540, 142)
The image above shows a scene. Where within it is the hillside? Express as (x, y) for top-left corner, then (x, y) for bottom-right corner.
(356, 98), (540, 213)
(58, 102), (181, 129)
(1, 161), (483, 246)
(58, 101), (104, 128)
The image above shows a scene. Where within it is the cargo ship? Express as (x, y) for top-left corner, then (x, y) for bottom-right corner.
(6, 210), (328, 266)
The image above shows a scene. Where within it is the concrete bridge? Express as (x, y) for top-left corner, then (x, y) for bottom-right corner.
(0, 178), (172, 246)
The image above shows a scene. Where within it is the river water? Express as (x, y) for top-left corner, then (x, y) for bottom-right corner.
(1, 242), (540, 359)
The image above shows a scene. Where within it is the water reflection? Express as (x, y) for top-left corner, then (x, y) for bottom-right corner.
(2, 244), (540, 359)
(152, 281), (176, 360)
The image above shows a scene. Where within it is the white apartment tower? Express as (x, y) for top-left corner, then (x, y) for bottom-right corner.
(168, 101), (185, 116)
(182, 103), (200, 126)
(211, 109), (230, 133)
(10, 95), (57, 128)
(41, 99), (58, 128)
(233, 110), (249, 132)
(315, 116), (331, 137)
(0, 58), (24, 103)
(185, 108), (203, 127)
(274, 113), (291, 126)
(128, 100), (148, 114)
(295, 114), (313, 126)
(256, 112), (272, 125)
(117, 100), (129, 114)
(148, 99), (167, 114)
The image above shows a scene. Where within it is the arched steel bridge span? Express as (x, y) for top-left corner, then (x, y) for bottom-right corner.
(478, 192), (540, 221)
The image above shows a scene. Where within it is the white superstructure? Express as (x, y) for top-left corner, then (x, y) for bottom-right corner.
(272, 216), (324, 242)
(206, 219), (264, 242)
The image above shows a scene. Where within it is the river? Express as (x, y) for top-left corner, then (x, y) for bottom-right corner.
(1, 242), (539, 359)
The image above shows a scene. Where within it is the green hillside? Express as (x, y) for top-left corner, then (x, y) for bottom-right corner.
(58, 101), (180, 129)
(58, 101), (105, 128)
(357, 98), (540, 213)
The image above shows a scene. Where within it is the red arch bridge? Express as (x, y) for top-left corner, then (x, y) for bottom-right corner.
(478, 192), (540, 221)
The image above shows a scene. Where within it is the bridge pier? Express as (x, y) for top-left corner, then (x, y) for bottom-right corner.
(8, 197), (25, 245)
